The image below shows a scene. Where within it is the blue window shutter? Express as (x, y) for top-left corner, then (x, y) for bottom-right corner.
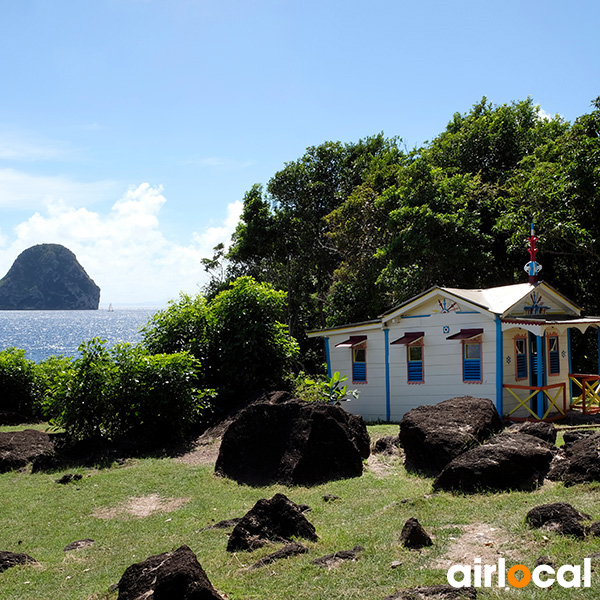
(464, 359), (481, 381)
(352, 361), (366, 382)
(408, 361), (423, 382)
(548, 336), (560, 375)
(516, 353), (527, 379)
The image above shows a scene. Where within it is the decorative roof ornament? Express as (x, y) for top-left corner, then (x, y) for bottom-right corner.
(524, 223), (542, 284)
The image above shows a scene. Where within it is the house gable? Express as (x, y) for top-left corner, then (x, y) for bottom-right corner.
(381, 287), (493, 327)
(501, 282), (581, 319)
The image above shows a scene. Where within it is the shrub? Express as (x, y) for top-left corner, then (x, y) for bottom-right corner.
(47, 338), (211, 443)
(0, 348), (41, 420)
(142, 276), (300, 398)
(207, 276), (299, 394)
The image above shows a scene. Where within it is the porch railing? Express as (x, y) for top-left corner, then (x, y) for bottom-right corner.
(569, 374), (600, 414)
(503, 382), (567, 421)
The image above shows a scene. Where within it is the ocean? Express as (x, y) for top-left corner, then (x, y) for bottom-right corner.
(0, 308), (161, 362)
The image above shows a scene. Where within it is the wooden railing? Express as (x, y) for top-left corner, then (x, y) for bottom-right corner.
(569, 374), (600, 414)
(503, 382), (567, 421)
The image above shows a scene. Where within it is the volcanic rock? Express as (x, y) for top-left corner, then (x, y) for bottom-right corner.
(117, 545), (223, 600)
(507, 421), (557, 444)
(526, 502), (591, 538)
(0, 551), (39, 572)
(560, 432), (600, 486)
(399, 517), (433, 549)
(248, 542), (309, 569)
(399, 396), (504, 475)
(433, 432), (555, 493)
(0, 243), (100, 310)
(227, 493), (318, 552)
(373, 435), (400, 455)
(215, 398), (370, 486)
(312, 545), (364, 568)
(0, 429), (54, 473)
(63, 539), (95, 552)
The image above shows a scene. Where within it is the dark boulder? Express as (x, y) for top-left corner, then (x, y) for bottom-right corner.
(507, 421), (557, 444)
(0, 551), (39, 572)
(311, 545), (364, 568)
(215, 398), (370, 486)
(63, 539), (95, 552)
(0, 429), (54, 473)
(373, 435), (400, 455)
(433, 432), (555, 493)
(248, 542), (309, 569)
(399, 396), (504, 475)
(384, 584), (477, 599)
(560, 432), (600, 486)
(227, 493), (318, 552)
(117, 545), (223, 600)
(562, 429), (596, 451)
(399, 517), (433, 549)
(526, 502), (591, 538)
(0, 243), (100, 310)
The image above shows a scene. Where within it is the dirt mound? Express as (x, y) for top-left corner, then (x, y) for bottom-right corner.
(0, 429), (54, 473)
(399, 396), (504, 475)
(117, 544), (224, 600)
(227, 493), (318, 552)
(215, 398), (370, 486)
(433, 432), (555, 493)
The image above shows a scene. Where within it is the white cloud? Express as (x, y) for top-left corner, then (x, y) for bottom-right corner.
(0, 184), (243, 306)
(0, 168), (117, 210)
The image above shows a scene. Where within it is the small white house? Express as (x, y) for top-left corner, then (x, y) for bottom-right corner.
(308, 280), (600, 422)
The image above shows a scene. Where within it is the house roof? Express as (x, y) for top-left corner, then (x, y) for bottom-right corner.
(440, 283), (536, 314)
(307, 281), (592, 338)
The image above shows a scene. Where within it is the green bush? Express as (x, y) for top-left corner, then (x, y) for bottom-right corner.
(142, 276), (300, 398)
(0, 348), (41, 420)
(207, 276), (299, 394)
(47, 338), (210, 442)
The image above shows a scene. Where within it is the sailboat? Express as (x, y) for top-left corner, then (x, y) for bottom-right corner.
(107, 303), (114, 312)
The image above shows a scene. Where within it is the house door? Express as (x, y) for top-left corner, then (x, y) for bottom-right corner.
(529, 332), (545, 414)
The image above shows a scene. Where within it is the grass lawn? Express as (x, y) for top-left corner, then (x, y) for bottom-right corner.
(1, 424), (600, 599)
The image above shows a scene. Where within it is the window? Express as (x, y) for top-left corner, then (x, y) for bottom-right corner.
(352, 346), (367, 382)
(463, 340), (482, 382)
(407, 343), (424, 383)
(547, 334), (560, 376)
(515, 337), (528, 380)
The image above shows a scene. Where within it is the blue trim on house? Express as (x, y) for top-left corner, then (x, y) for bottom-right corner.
(536, 334), (544, 417)
(568, 329), (573, 401)
(495, 316), (503, 416)
(456, 311), (480, 315)
(401, 314), (430, 319)
(324, 337), (332, 378)
(384, 328), (391, 422)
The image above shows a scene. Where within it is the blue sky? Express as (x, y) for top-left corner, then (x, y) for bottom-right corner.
(0, 0), (598, 306)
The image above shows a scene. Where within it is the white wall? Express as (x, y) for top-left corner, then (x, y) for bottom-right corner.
(387, 309), (496, 420)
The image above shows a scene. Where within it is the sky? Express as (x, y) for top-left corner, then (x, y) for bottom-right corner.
(0, 0), (598, 307)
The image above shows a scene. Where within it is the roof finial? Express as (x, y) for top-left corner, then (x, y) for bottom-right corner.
(524, 222), (542, 284)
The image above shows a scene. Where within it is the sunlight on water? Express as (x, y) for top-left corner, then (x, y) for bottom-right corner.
(0, 308), (160, 362)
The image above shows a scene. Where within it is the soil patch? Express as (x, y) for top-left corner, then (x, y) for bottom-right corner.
(433, 522), (520, 570)
(93, 494), (190, 519)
